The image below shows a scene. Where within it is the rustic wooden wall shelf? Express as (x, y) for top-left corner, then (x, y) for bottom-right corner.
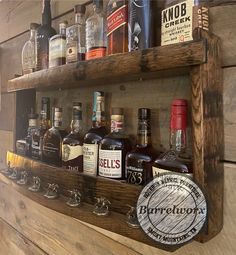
(5, 30), (224, 248)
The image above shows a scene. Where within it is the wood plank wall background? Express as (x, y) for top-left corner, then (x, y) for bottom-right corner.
(0, 1), (236, 254)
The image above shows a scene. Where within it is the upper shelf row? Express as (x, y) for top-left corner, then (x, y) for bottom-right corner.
(7, 39), (206, 93)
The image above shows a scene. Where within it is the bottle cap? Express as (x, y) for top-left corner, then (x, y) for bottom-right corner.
(170, 99), (187, 130)
(112, 107), (124, 115)
(138, 108), (151, 120)
(30, 23), (40, 30)
(28, 108), (38, 119)
(73, 102), (82, 120)
(73, 102), (82, 107)
(74, 4), (86, 14)
(94, 91), (104, 97)
(41, 97), (50, 105)
(93, 0), (103, 9)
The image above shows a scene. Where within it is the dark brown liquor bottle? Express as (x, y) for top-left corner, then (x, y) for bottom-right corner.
(36, 0), (56, 70)
(125, 108), (158, 185)
(128, 0), (153, 51)
(107, 0), (128, 55)
(152, 99), (192, 178)
(83, 92), (108, 176)
(31, 97), (51, 160)
(161, 0), (209, 46)
(99, 108), (132, 180)
(42, 107), (62, 166)
(62, 103), (83, 171)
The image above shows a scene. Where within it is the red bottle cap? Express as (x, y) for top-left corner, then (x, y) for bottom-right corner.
(170, 99), (187, 130)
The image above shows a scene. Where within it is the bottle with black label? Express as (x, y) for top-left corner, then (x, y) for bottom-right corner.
(42, 107), (62, 166)
(128, 0), (153, 51)
(99, 108), (132, 180)
(36, 0), (56, 70)
(125, 108), (158, 185)
(62, 102), (83, 171)
(161, 0), (209, 46)
(83, 92), (108, 176)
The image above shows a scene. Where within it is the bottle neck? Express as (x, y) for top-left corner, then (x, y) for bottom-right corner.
(93, 4), (102, 14)
(137, 119), (152, 147)
(71, 119), (82, 134)
(42, 0), (52, 26)
(29, 118), (37, 128)
(59, 25), (66, 36)
(111, 115), (124, 133)
(170, 128), (186, 154)
(92, 94), (106, 128)
(30, 29), (37, 40)
(53, 109), (62, 129)
(75, 13), (85, 24)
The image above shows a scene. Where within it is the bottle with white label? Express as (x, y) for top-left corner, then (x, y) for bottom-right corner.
(152, 99), (192, 178)
(83, 92), (108, 176)
(62, 102), (83, 171)
(42, 107), (63, 166)
(49, 21), (68, 68)
(161, 0), (209, 46)
(99, 108), (132, 180)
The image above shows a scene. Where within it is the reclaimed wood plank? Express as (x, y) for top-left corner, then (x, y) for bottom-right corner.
(7, 40), (207, 92)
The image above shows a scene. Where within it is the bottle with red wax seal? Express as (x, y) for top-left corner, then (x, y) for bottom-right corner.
(152, 99), (192, 178)
(98, 107), (132, 180)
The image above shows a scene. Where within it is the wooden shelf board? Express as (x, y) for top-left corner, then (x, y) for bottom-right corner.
(7, 40), (207, 92)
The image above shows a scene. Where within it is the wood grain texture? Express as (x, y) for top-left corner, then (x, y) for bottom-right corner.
(191, 31), (224, 241)
(0, 130), (14, 165)
(7, 40), (206, 92)
(0, 218), (48, 255)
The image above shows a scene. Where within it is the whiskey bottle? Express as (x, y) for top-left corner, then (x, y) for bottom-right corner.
(62, 102), (83, 171)
(99, 108), (132, 180)
(152, 99), (192, 177)
(31, 97), (51, 160)
(66, 4), (86, 63)
(125, 108), (157, 185)
(36, 0), (56, 70)
(161, 0), (209, 46)
(85, 0), (107, 60)
(42, 107), (62, 166)
(83, 91), (108, 176)
(49, 21), (68, 68)
(107, 0), (128, 55)
(25, 108), (38, 158)
(128, 0), (152, 51)
(22, 23), (39, 75)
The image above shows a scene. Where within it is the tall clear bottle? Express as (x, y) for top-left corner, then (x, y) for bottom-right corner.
(49, 21), (68, 68)
(161, 0), (209, 46)
(22, 23), (39, 74)
(107, 0), (128, 55)
(62, 103), (83, 171)
(99, 108), (132, 180)
(152, 99), (192, 178)
(66, 4), (86, 63)
(83, 92), (108, 176)
(36, 0), (56, 70)
(85, 0), (107, 60)
(42, 107), (63, 166)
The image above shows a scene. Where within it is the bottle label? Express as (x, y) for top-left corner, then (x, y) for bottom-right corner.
(62, 144), (82, 162)
(49, 38), (66, 63)
(29, 119), (37, 127)
(111, 120), (123, 132)
(107, 5), (128, 36)
(161, 0), (194, 45)
(83, 143), (98, 175)
(99, 149), (122, 178)
(85, 48), (106, 60)
(152, 166), (193, 179)
(126, 166), (143, 185)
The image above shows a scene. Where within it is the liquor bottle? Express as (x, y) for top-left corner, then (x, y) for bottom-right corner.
(22, 23), (39, 75)
(25, 108), (38, 158)
(99, 108), (132, 180)
(128, 0), (152, 51)
(107, 0), (128, 55)
(31, 97), (51, 160)
(152, 99), (192, 177)
(83, 91), (108, 176)
(49, 21), (68, 68)
(66, 4), (86, 63)
(125, 108), (158, 185)
(161, 0), (209, 46)
(36, 0), (56, 70)
(85, 0), (107, 60)
(42, 107), (62, 166)
(62, 102), (83, 171)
